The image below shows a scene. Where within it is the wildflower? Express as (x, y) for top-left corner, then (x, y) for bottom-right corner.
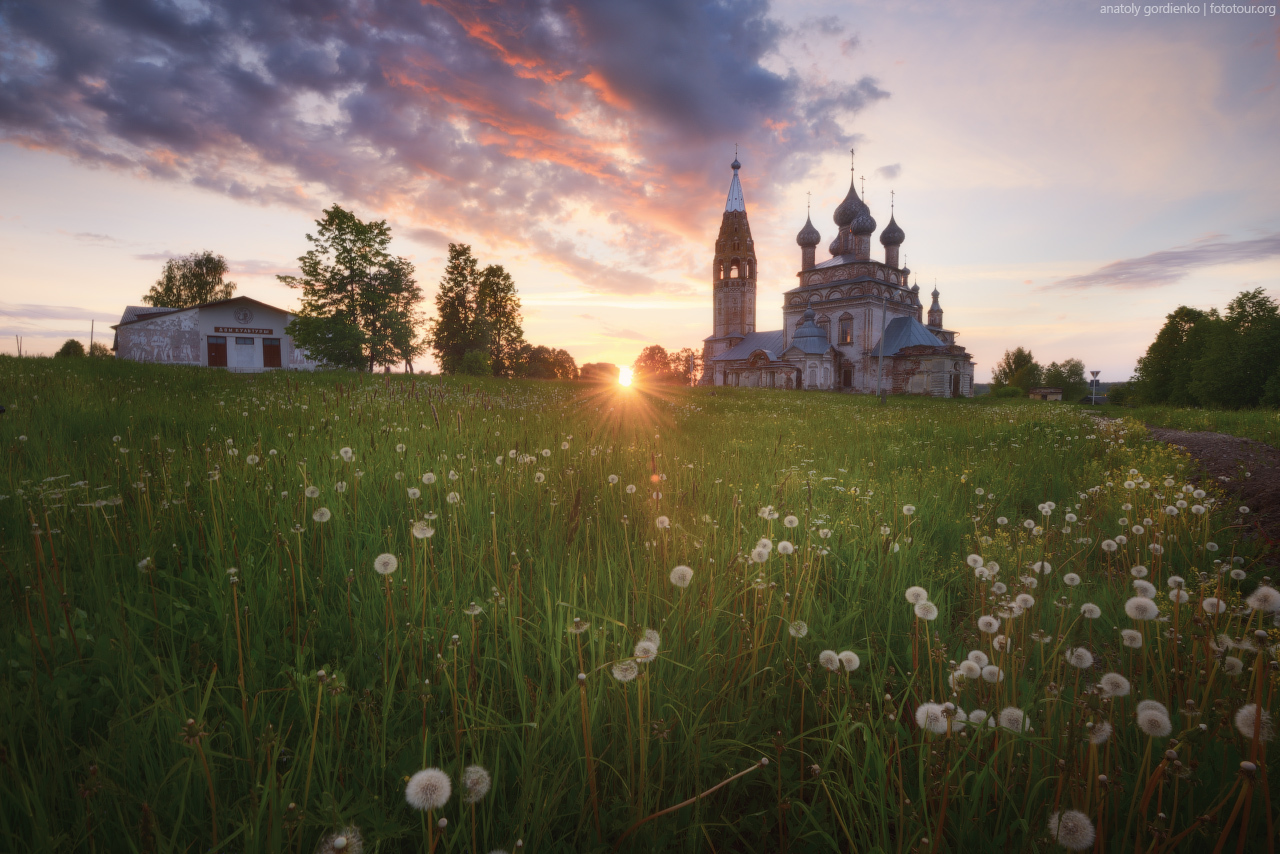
(634, 640), (658, 663)
(1099, 673), (1131, 696)
(373, 554), (398, 576)
(998, 707), (1028, 731)
(902, 504), (915, 516)
(914, 601), (939, 621)
(1032, 561), (1052, 574)
(312, 507), (332, 523)
(1170, 589), (1189, 604)
(992, 581), (1007, 594)
(1100, 540), (1118, 553)
(422, 472), (436, 485)
(1115, 535), (1128, 545)
(533, 472), (546, 483)
(1063, 573), (1081, 587)
(1233, 704), (1273, 741)
(818, 528), (832, 539)
(1206, 542), (1219, 552)
(1081, 603), (1101, 619)
(838, 651), (860, 672)
(611, 661), (639, 682)
(626, 484), (637, 494)
(1167, 575), (1185, 588)
(977, 615), (999, 634)
(406, 487), (421, 500)
(905, 586), (929, 604)
(1088, 721), (1113, 745)
(958, 660), (981, 679)
(1230, 569), (1247, 580)
(1130, 564), (1148, 578)
(981, 665), (1004, 683)
(406, 768), (451, 811)
(1016, 593), (1035, 609)
(997, 516), (1008, 526)
(1065, 647), (1093, 669)
(339, 447), (354, 462)
(1132, 580), (1157, 598)
(1121, 629), (1143, 649)
(1047, 809), (1096, 851)
(463, 602), (483, 616)
(974, 566), (991, 581)
(1202, 597), (1227, 614)
(818, 650), (840, 671)
(1023, 519), (1035, 530)
(670, 565), (694, 588)
(412, 521), (435, 539)
(788, 621), (808, 639)
(1246, 586), (1280, 612)
(316, 827), (363, 854)
(335, 481), (347, 493)
(1223, 657), (1244, 675)
(461, 765), (491, 804)
(1124, 598), (1159, 620)
(783, 515), (799, 528)
(916, 703), (949, 734)
(966, 554), (984, 568)
(1136, 701), (1172, 737)
(656, 516), (670, 529)
(447, 491), (460, 503)
(778, 541), (794, 555)
(1240, 505), (1250, 514)
(751, 547), (769, 563)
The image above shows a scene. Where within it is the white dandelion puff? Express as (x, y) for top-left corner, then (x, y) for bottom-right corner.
(1246, 586), (1280, 612)
(998, 707), (1028, 732)
(405, 768), (451, 811)
(977, 615), (1000, 634)
(838, 651), (860, 672)
(1047, 810), (1096, 851)
(1125, 597), (1159, 620)
(1121, 629), (1143, 649)
(915, 703), (949, 735)
(312, 507), (332, 523)
(1065, 647), (1094, 669)
(422, 472), (436, 485)
(1099, 673), (1131, 697)
(967, 650), (989, 667)
(1063, 573), (1081, 587)
(788, 621), (809, 639)
(905, 586), (929, 604)
(461, 765), (492, 804)
(981, 665), (1004, 683)
(914, 601), (939, 621)
(818, 650), (840, 671)
(669, 565), (694, 588)
(611, 661), (639, 682)
(373, 554), (398, 576)
(1233, 704), (1273, 741)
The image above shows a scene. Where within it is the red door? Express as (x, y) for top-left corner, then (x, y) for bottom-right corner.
(263, 338), (282, 368)
(207, 336), (227, 367)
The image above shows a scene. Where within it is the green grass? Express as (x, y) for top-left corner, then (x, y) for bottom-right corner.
(1095, 402), (1280, 448)
(1, 356), (1276, 853)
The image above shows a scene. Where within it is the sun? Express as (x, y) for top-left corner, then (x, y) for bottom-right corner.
(618, 367), (633, 387)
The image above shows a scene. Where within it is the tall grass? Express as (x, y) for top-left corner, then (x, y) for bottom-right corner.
(1, 355), (1275, 853)
(1102, 402), (1280, 449)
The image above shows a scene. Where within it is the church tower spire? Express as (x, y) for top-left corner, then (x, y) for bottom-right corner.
(928, 285), (943, 329)
(712, 155), (757, 340)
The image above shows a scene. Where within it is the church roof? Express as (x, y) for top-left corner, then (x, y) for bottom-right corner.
(787, 307), (833, 355)
(869, 315), (944, 357)
(709, 329), (786, 362)
(725, 159), (745, 212)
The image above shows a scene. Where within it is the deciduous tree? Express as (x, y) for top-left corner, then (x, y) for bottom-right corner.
(1043, 358), (1088, 400)
(143, 251), (237, 308)
(990, 347), (1041, 392)
(427, 244), (526, 376)
(279, 204), (424, 372)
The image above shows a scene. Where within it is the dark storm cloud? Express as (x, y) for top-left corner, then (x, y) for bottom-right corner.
(1048, 233), (1280, 290)
(0, 0), (887, 294)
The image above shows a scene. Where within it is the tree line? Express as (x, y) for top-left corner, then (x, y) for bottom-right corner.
(1128, 288), (1280, 408)
(988, 348), (1089, 400)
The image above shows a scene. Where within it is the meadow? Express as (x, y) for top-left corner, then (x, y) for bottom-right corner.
(1101, 404), (1280, 450)
(1, 355), (1276, 854)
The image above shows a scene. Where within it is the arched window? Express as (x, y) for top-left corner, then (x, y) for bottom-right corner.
(729, 259), (740, 278)
(838, 313), (853, 345)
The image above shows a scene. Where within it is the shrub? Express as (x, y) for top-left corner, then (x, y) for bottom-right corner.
(55, 339), (85, 358)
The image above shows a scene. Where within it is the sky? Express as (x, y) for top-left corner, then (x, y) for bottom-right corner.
(1, 0), (1278, 382)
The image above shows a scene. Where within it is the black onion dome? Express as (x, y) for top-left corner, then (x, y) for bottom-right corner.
(796, 214), (821, 247)
(731, 156), (741, 170)
(880, 214), (905, 246)
(829, 235), (844, 256)
(832, 175), (869, 227)
(850, 208), (877, 236)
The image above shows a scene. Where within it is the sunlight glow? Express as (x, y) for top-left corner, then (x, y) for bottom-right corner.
(618, 367), (633, 386)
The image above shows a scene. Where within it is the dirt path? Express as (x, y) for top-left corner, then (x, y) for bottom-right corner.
(1142, 426), (1280, 559)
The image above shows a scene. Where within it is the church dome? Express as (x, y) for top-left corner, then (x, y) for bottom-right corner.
(796, 214), (821, 248)
(828, 235), (844, 256)
(790, 307), (831, 354)
(880, 214), (905, 246)
(832, 176), (870, 228)
(850, 208), (877, 236)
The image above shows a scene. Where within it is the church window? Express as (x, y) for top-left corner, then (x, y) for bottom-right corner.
(838, 317), (852, 344)
(729, 261), (740, 278)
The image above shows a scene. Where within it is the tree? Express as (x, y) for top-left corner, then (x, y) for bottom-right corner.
(580, 362), (620, 383)
(633, 345), (678, 383)
(427, 244), (526, 376)
(514, 344), (578, 380)
(1187, 289), (1280, 408)
(143, 251), (236, 308)
(1043, 358), (1088, 401)
(88, 341), (112, 358)
(55, 339), (85, 358)
(280, 205), (424, 372)
(668, 348), (701, 386)
(1130, 306), (1214, 405)
(990, 347), (1041, 392)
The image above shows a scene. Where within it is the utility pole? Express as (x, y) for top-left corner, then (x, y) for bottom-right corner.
(90, 319), (94, 354)
(875, 295), (888, 403)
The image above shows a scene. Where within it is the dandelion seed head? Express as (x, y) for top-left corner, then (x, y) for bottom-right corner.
(312, 507), (331, 523)
(1132, 580), (1157, 599)
(977, 615), (1000, 634)
(412, 521), (435, 539)
(1047, 809), (1096, 851)
(789, 621), (809, 639)
(1125, 597), (1159, 620)
(1089, 721), (1113, 745)
(611, 661), (639, 682)
(633, 640), (658, 663)
(914, 601), (939, 621)
(1137, 708), (1172, 737)
(670, 565), (694, 588)
(1202, 597), (1227, 614)
(998, 707), (1028, 731)
(915, 702), (949, 734)
(405, 768), (451, 811)
(1100, 673), (1131, 696)
(967, 650), (989, 667)
(838, 651), (860, 672)
(373, 553), (398, 576)
(1121, 629), (1143, 649)
(1233, 704), (1274, 741)
(981, 665), (1004, 683)
(1223, 656), (1244, 675)
(1063, 573), (1081, 587)
(959, 660), (981, 679)
(1065, 647), (1094, 669)
(967, 554), (984, 568)
(778, 541), (794, 555)
(461, 765), (492, 804)
(818, 650), (840, 671)
(1246, 586), (1280, 612)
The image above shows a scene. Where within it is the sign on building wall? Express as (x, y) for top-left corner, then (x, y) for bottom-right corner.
(214, 327), (274, 334)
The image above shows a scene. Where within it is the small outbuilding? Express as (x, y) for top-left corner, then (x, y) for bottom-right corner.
(1028, 387), (1063, 401)
(112, 296), (318, 371)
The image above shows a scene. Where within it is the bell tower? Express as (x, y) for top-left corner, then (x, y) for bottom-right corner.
(712, 156), (757, 341)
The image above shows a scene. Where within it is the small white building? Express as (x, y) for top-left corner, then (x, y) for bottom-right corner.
(112, 296), (318, 371)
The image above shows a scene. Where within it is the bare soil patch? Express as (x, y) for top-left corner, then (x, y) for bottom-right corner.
(1143, 425), (1280, 560)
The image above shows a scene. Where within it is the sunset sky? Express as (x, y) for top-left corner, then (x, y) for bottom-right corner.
(2, 0), (1277, 382)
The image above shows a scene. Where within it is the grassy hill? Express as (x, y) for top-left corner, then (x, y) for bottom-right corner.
(1, 356), (1274, 852)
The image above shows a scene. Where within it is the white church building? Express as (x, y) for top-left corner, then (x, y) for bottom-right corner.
(112, 296), (317, 371)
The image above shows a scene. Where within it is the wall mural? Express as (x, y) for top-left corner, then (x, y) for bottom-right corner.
(119, 313), (200, 365)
